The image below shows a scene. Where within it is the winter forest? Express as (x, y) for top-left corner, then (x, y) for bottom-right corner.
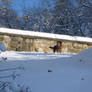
(0, 0), (92, 37)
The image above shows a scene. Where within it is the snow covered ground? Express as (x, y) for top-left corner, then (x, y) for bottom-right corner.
(0, 47), (92, 92)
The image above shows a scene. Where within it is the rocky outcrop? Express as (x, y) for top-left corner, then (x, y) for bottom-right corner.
(0, 33), (91, 53)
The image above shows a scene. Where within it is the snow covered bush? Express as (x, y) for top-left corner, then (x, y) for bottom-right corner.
(0, 80), (31, 92)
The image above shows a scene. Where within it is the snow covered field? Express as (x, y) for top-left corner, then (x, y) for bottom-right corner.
(0, 47), (92, 92)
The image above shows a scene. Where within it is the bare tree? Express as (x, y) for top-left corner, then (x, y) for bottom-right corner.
(0, 0), (21, 29)
(52, 0), (92, 37)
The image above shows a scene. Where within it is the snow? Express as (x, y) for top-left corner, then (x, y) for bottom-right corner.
(0, 47), (92, 92)
(1, 28), (92, 43)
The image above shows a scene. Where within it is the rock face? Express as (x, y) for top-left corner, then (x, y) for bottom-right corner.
(0, 33), (91, 53)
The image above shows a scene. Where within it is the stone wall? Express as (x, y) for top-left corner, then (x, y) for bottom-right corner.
(0, 33), (92, 53)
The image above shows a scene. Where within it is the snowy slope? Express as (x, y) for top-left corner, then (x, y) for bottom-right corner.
(1, 28), (92, 43)
(71, 47), (92, 66)
(0, 47), (92, 92)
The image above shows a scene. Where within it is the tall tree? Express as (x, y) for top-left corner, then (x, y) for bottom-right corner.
(53, 0), (92, 37)
(0, 0), (21, 28)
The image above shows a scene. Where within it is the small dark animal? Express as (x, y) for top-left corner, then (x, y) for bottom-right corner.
(50, 41), (62, 53)
(50, 45), (58, 53)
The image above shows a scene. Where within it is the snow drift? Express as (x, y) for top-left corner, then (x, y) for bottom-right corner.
(0, 47), (92, 92)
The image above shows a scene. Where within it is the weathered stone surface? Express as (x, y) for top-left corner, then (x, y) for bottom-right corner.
(0, 35), (4, 42)
(3, 36), (11, 50)
(9, 37), (23, 51)
(0, 33), (92, 53)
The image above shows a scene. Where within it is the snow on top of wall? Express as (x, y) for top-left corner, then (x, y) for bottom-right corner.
(0, 28), (92, 44)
